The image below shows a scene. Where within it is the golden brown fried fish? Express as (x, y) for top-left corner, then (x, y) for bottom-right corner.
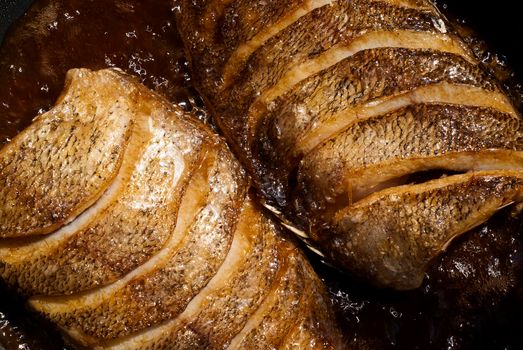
(0, 68), (343, 349)
(176, 0), (523, 289)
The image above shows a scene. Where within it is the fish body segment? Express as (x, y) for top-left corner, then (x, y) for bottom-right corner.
(0, 69), (343, 349)
(176, 0), (523, 289)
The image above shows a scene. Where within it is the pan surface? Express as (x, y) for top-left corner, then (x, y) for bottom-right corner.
(0, 0), (32, 41)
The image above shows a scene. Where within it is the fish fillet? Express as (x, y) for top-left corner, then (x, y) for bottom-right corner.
(0, 68), (344, 348)
(177, 0), (523, 289)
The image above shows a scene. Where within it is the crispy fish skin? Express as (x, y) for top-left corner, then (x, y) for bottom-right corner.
(132, 200), (282, 350)
(253, 48), (503, 202)
(224, 1), (450, 148)
(180, 0), (450, 149)
(32, 143), (248, 342)
(177, 0), (523, 288)
(106, 205), (342, 350)
(227, 245), (309, 349)
(297, 104), (523, 219)
(0, 115), (200, 296)
(221, 0), (310, 51)
(0, 71), (133, 238)
(321, 172), (523, 290)
(0, 69), (344, 349)
(257, 47), (499, 163)
(0, 69), (207, 296)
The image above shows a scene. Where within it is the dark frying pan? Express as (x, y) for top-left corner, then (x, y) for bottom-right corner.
(0, 0), (523, 349)
(0, 0), (33, 42)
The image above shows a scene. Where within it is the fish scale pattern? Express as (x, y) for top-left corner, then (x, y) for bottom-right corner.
(177, 0), (523, 289)
(0, 68), (343, 349)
